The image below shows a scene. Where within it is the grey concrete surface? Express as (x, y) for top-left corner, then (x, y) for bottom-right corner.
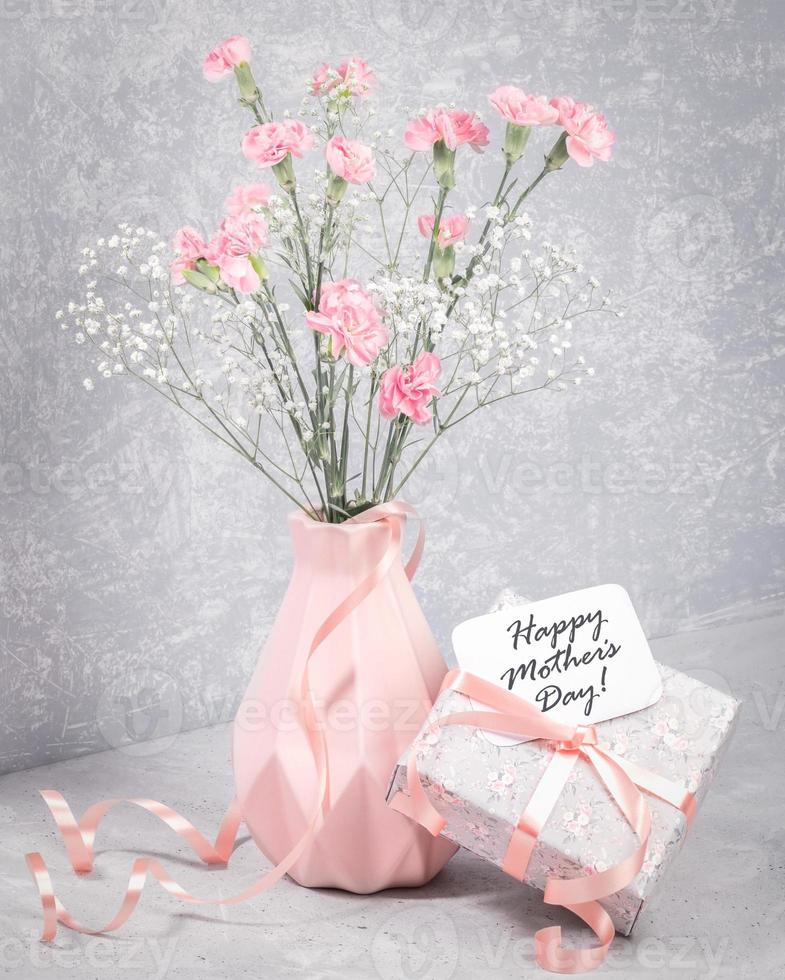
(1, 613), (783, 979)
(2, 0), (785, 774)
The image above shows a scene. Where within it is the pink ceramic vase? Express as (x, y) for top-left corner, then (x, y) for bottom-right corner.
(232, 508), (457, 892)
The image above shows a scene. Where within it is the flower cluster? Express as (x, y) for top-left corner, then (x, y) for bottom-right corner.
(170, 185), (272, 295)
(379, 352), (441, 425)
(203, 35), (251, 82)
(60, 36), (619, 522)
(170, 226), (207, 284)
(242, 120), (314, 166)
(310, 56), (376, 99)
(489, 87), (559, 127)
(487, 85), (616, 167)
(550, 96), (616, 167)
(404, 108), (490, 153)
(325, 136), (376, 185)
(225, 182), (272, 215)
(305, 279), (389, 366)
(205, 211), (268, 293)
(417, 213), (470, 248)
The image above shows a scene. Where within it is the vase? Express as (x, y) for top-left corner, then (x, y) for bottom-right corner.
(232, 507), (458, 892)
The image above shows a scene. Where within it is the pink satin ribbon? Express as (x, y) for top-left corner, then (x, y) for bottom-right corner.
(25, 501), (423, 943)
(388, 668), (695, 975)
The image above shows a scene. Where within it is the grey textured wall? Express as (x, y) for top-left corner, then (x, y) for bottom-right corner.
(1, 0), (783, 774)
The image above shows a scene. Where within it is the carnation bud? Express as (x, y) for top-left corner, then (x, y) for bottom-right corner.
(249, 254), (268, 282)
(182, 268), (217, 293)
(233, 62), (259, 104)
(433, 245), (455, 281)
(272, 154), (296, 191)
(432, 139), (456, 190)
(544, 131), (570, 172)
(503, 121), (531, 164)
(326, 170), (348, 207)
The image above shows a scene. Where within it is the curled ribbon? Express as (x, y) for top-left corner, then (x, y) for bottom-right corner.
(25, 501), (424, 943)
(389, 668), (696, 975)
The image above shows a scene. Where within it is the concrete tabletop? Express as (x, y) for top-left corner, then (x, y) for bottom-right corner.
(1, 611), (783, 980)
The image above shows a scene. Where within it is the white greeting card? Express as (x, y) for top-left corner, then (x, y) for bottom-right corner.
(452, 584), (662, 746)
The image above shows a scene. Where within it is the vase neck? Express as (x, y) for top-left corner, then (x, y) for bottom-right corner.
(287, 511), (404, 578)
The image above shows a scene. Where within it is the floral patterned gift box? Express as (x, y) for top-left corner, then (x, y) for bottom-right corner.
(386, 659), (739, 935)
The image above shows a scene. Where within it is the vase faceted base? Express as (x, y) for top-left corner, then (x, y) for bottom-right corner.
(241, 749), (456, 893)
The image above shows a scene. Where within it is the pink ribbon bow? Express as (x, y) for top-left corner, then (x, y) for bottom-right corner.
(389, 668), (696, 974)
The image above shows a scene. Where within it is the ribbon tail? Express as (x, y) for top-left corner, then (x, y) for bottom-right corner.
(25, 805), (321, 943)
(535, 901), (615, 975)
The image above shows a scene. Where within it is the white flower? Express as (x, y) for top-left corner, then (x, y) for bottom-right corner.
(82, 378), (94, 391)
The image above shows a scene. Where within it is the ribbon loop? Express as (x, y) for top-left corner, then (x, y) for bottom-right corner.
(553, 723), (598, 752)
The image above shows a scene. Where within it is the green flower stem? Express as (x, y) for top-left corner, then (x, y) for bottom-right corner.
(360, 374), (378, 502)
(288, 188), (313, 297)
(382, 420), (409, 500)
(391, 387), (472, 499)
(508, 165), (549, 220)
(338, 365), (354, 508)
(314, 205), (334, 309)
(247, 312), (327, 513)
(423, 185), (449, 283)
(325, 361), (343, 521)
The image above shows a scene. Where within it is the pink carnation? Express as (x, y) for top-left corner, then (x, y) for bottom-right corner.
(242, 120), (314, 167)
(305, 279), (389, 366)
(311, 56), (376, 98)
(310, 63), (331, 95)
(170, 226), (207, 284)
(224, 183), (273, 216)
(549, 97), (616, 167)
(404, 108), (489, 153)
(202, 35), (251, 82)
(417, 213), (470, 248)
(378, 351), (441, 425)
(336, 56), (376, 96)
(325, 136), (376, 184)
(488, 86), (559, 126)
(205, 212), (268, 294)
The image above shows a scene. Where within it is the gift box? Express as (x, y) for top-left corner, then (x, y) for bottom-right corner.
(386, 656), (739, 936)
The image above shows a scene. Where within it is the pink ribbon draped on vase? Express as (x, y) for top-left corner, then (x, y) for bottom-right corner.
(388, 668), (696, 974)
(24, 501), (695, 974)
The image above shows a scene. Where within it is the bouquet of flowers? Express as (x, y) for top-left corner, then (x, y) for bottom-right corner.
(58, 35), (619, 522)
